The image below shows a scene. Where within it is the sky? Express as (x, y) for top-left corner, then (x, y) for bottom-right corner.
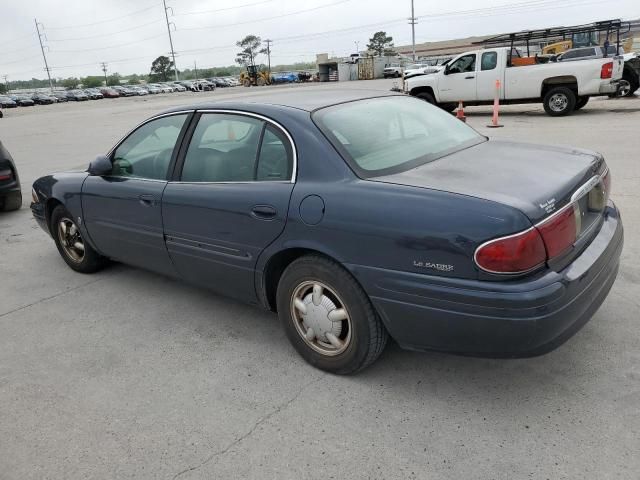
(1, 0), (639, 80)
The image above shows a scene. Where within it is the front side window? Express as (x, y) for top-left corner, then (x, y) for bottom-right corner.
(112, 114), (187, 180)
(313, 96), (484, 178)
(447, 54), (476, 74)
(181, 113), (292, 183)
(481, 51), (498, 71)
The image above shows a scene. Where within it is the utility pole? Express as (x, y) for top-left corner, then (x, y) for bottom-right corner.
(2, 75), (8, 93)
(34, 19), (54, 92)
(162, 0), (179, 81)
(193, 60), (198, 80)
(408, 0), (417, 61)
(264, 39), (272, 76)
(100, 62), (108, 85)
(354, 41), (360, 54)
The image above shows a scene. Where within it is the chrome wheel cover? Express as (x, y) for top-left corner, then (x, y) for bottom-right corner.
(290, 281), (352, 356)
(57, 217), (85, 263)
(549, 93), (569, 112)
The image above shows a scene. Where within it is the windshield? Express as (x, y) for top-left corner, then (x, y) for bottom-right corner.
(313, 96), (485, 178)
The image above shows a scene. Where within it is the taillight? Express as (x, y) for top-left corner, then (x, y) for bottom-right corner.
(474, 228), (546, 274)
(601, 61), (613, 79)
(0, 169), (13, 181)
(536, 205), (577, 258)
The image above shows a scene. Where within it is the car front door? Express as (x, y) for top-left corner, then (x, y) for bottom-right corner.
(162, 111), (295, 302)
(82, 112), (191, 276)
(438, 53), (477, 103)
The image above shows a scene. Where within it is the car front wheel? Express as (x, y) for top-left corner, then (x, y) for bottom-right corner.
(51, 205), (108, 273)
(277, 255), (388, 374)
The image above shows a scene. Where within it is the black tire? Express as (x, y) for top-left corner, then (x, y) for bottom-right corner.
(575, 96), (589, 110)
(617, 74), (639, 98)
(416, 91), (436, 105)
(51, 205), (108, 273)
(277, 255), (388, 374)
(543, 86), (576, 116)
(1, 192), (21, 211)
(439, 103), (458, 113)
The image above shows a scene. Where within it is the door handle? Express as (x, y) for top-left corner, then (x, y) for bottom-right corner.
(465, 75), (475, 79)
(138, 194), (156, 206)
(251, 205), (277, 219)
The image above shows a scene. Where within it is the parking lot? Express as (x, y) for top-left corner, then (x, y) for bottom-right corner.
(1, 79), (639, 479)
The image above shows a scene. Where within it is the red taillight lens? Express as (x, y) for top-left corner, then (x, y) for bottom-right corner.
(0, 169), (13, 181)
(601, 62), (613, 79)
(475, 228), (546, 274)
(536, 205), (577, 258)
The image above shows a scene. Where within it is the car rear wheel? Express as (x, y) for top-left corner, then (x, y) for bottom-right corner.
(277, 255), (388, 374)
(416, 91), (436, 105)
(51, 205), (107, 273)
(543, 86), (576, 116)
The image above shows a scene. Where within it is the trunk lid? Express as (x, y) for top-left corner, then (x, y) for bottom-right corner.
(373, 139), (604, 224)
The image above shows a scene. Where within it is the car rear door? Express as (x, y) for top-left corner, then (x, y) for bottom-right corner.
(82, 112), (191, 276)
(162, 111), (295, 302)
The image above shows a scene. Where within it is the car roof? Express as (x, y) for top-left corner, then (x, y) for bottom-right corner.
(160, 88), (403, 114)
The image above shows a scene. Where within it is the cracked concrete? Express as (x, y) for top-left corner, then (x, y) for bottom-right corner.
(1, 80), (639, 479)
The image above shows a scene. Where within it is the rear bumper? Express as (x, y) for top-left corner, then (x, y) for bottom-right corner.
(347, 202), (623, 357)
(598, 80), (619, 94)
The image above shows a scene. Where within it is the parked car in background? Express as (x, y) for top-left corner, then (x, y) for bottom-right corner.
(66, 90), (89, 101)
(191, 80), (215, 91)
(113, 86), (136, 97)
(0, 140), (21, 211)
(31, 93), (56, 105)
(383, 64), (403, 78)
(271, 72), (298, 84)
(100, 87), (120, 98)
(208, 77), (228, 88)
(171, 83), (187, 92)
(224, 77), (240, 87)
(0, 96), (18, 108)
(142, 84), (161, 94)
(52, 92), (69, 102)
(129, 86), (148, 96)
(84, 89), (104, 100)
(30, 92), (622, 374)
(10, 95), (35, 106)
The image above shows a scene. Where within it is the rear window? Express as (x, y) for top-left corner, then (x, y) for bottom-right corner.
(313, 96), (484, 178)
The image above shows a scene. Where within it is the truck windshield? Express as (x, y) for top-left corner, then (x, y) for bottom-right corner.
(313, 96), (485, 178)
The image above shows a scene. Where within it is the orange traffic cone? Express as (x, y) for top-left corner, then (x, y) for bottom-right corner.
(455, 100), (466, 122)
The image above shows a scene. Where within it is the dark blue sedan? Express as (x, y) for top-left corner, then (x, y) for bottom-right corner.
(30, 91), (623, 373)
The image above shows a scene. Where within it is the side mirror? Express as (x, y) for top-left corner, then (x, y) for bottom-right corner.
(88, 154), (112, 176)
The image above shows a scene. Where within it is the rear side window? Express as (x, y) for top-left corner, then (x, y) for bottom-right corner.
(481, 51), (498, 71)
(180, 113), (293, 182)
(313, 96), (484, 178)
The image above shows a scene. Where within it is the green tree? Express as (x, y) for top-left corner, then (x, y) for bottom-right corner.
(106, 73), (121, 86)
(235, 35), (262, 67)
(367, 31), (394, 56)
(82, 76), (103, 88)
(61, 77), (80, 89)
(150, 55), (174, 82)
(0, 83), (6, 94)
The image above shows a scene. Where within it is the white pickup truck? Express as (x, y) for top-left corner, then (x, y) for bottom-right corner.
(404, 47), (623, 116)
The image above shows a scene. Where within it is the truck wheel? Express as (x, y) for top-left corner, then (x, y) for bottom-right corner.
(617, 74), (639, 97)
(416, 91), (436, 105)
(543, 86), (576, 116)
(575, 96), (589, 110)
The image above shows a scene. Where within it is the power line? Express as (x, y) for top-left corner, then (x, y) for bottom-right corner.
(46, 19), (164, 42)
(176, 0), (276, 16)
(179, 0), (352, 31)
(51, 33), (166, 53)
(45, 3), (161, 30)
